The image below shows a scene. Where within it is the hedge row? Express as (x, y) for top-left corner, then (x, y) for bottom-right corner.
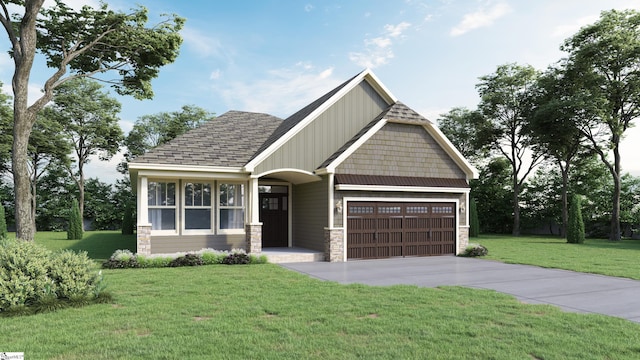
(102, 248), (268, 269)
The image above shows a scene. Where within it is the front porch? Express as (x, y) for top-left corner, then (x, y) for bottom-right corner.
(261, 247), (325, 263)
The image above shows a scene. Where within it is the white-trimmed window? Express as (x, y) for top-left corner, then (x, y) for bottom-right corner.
(148, 181), (177, 231)
(219, 183), (245, 231)
(184, 182), (212, 231)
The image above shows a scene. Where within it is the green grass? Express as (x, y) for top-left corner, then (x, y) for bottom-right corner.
(478, 234), (640, 280)
(31, 230), (136, 261)
(2, 264), (640, 359)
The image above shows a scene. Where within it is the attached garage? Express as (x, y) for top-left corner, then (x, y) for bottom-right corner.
(346, 201), (456, 259)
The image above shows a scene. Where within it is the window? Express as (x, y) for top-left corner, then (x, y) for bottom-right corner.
(148, 181), (176, 231)
(219, 183), (245, 230)
(184, 182), (212, 230)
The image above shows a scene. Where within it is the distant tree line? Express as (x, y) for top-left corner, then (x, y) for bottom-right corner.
(439, 9), (640, 240)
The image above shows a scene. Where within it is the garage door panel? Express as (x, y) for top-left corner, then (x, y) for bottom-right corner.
(347, 201), (456, 259)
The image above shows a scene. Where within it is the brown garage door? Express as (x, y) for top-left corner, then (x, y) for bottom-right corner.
(347, 202), (456, 259)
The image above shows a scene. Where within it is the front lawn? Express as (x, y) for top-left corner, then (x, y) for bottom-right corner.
(2, 264), (639, 359)
(33, 230), (136, 261)
(478, 235), (640, 280)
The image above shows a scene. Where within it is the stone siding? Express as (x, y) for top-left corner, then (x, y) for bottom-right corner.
(246, 224), (262, 254)
(458, 226), (470, 254)
(324, 227), (344, 262)
(137, 225), (152, 255)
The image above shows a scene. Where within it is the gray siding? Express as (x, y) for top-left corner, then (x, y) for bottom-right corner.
(336, 123), (466, 179)
(292, 176), (329, 251)
(334, 191), (466, 227)
(150, 234), (245, 254)
(255, 82), (389, 174)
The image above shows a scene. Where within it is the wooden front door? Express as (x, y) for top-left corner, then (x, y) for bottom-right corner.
(260, 193), (288, 247)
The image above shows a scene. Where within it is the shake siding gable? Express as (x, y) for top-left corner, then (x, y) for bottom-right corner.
(254, 81), (389, 174)
(336, 122), (467, 179)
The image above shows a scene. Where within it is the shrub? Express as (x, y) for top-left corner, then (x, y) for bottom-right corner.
(102, 249), (139, 269)
(469, 198), (480, 237)
(0, 239), (107, 315)
(137, 254), (173, 268)
(169, 253), (204, 267)
(121, 203), (134, 235)
(567, 195), (585, 244)
(0, 205), (7, 239)
(249, 254), (269, 264)
(223, 253), (250, 265)
(201, 251), (226, 265)
(460, 243), (488, 257)
(67, 198), (83, 240)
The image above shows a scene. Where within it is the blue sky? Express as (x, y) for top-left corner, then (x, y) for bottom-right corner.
(2, 0), (640, 183)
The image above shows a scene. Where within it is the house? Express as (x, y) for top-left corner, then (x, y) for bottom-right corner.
(128, 69), (478, 262)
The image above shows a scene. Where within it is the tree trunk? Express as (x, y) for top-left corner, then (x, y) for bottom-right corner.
(11, 0), (46, 242)
(512, 181), (520, 236)
(79, 164), (85, 231)
(560, 163), (569, 238)
(31, 156), (37, 231)
(610, 146), (622, 241)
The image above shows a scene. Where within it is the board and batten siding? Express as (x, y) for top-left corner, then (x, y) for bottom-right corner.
(336, 123), (467, 179)
(150, 234), (245, 254)
(334, 191), (466, 228)
(254, 81), (389, 174)
(292, 176), (329, 251)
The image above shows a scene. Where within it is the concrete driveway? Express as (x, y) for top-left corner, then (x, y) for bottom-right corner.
(281, 256), (640, 323)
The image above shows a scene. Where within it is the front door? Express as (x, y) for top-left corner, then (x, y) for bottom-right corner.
(260, 193), (288, 247)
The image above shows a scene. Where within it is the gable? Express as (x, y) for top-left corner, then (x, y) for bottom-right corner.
(335, 122), (467, 179)
(252, 80), (390, 175)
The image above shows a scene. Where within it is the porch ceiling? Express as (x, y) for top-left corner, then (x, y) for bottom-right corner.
(257, 169), (322, 184)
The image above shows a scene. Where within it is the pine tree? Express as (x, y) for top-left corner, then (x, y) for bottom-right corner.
(567, 195), (585, 244)
(121, 202), (134, 235)
(469, 198), (480, 237)
(67, 198), (83, 240)
(0, 205), (7, 239)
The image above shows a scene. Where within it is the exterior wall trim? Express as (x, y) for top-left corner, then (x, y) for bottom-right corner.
(130, 162), (245, 173)
(341, 196), (462, 261)
(335, 184), (470, 194)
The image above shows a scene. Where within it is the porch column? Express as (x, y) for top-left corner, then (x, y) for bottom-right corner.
(137, 176), (152, 255)
(246, 177), (262, 254)
(324, 227), (345, 262)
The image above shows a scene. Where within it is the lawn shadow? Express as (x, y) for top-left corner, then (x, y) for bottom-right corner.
(65, 231), (136, 261)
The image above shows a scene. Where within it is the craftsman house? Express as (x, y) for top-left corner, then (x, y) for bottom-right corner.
(128, 69), (478, 262)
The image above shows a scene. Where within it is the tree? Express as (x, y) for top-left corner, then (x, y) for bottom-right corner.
(529, 64), (591, 237)
(0, 83), (11, 174)
(67, 198), (82, 240)
(121, 202), (134, 235)
(476, 63), (544, 236)
(567, 195), (585, 244)
(122, 105), (214, 171)
(471, 157), (513, 234)
(561, 9), (640, 241)
(469, 197), (480, 237)
(47, 78), (123, 225)
(0, 203), (7, 239)
(0, 0), (184, 241)
(437, 107), (490, 163)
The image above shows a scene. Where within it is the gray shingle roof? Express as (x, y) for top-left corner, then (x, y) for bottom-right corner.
(131, 111), (282, 167)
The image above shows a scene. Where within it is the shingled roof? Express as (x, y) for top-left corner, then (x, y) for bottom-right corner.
(131, 111), (282, 167)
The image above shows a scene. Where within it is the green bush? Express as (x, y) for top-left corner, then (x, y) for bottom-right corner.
(104, 248), (269, 269)
(460, 243), (488, 257)
(469, 198), (480, 237)
(102, 249), (139, 269)
(136, 255), (173, 268)
(249, 254), (269, 264)
(67, 198), (83, 240)
(567, 195), (585, 244)
(0, 205), (7, 239)
(121, 203), (134, 235)
(169, 253), (204, 267)
(201, 251), (226, 265)
(0, 239), (107, 315)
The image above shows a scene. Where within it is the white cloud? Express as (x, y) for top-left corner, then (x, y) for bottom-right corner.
(450, 2), (511, 36)
(210, 69), (222, 80)
(2, 82), (44, 106)
(349, 21), (412, 69)
(215, 64), (342, 117)
(181, 27), (225, 58)
(551, 15), (599, 38)
(304, 4), (314, 12)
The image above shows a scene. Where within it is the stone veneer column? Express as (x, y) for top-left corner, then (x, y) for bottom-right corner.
(324, 228), (344, 262)
(137, 225), (152, 255)
(246, 224), (262, 254)
(458, 226), (470, 255)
